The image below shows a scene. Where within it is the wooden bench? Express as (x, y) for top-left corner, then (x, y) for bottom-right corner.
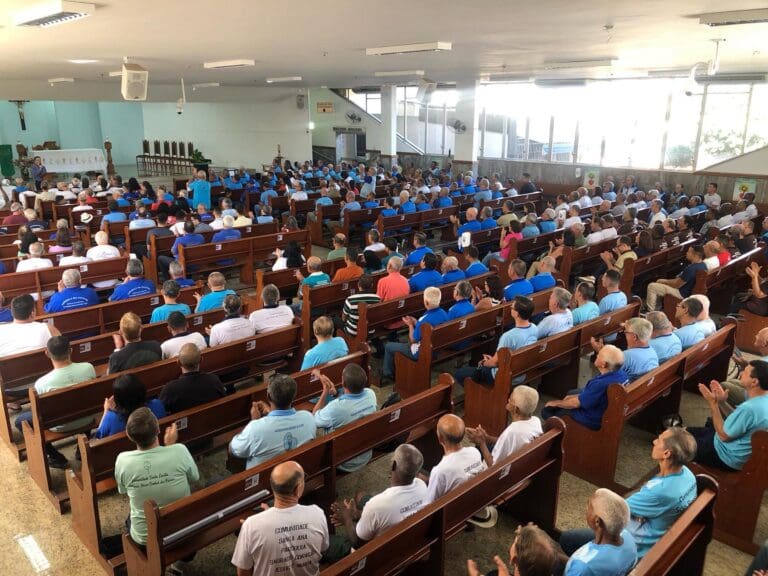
(320, 417), (565, 576)
(252, 258), (346, 307)
(122, 379), (454, 576)
(178, 237), (255, 285)
(308, 203), (341, 245)
(331, 206), (384, 241)
(67, 346), (370, 575)
(490, 230), (564, 285)
(613, 238), (697, 300)
(733, 308), (767, 354)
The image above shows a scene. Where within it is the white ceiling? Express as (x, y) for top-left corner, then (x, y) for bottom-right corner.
(1, 0), (767, 100)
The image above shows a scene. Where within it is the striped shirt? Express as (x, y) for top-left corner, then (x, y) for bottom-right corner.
(343, 293), (382, 336)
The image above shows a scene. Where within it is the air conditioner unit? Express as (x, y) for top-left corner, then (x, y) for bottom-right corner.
(699, 9), (768, 27)
(121, 64), (149, 101)
(14, 1), (94, 27)
(416, 78), (437, 103)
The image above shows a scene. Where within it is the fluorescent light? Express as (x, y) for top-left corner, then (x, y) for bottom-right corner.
(699, 9), (768, 27)
(543, 58), (616, 70)
(203, 59), (255, 69)
(68, 59), (98, 64)
(14, 1), (94, 27)
(374, 70), (425, 77)
(366, 41), (452, 56)
(266, 76), (302, 83)
(108, 70), (123, 77)
(192, 82), (220, 90)
(48, 77), (75, 84)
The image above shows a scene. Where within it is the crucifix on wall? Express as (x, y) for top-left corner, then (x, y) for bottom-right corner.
(9, 100), (29, 131)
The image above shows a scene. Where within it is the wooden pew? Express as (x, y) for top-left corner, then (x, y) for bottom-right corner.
(178, 237), (255, 285)
(733, 309), (767, 354)
(252, 258), (346, 307)
(122, 380), (454, 576)
(331, 206), (384, 241)
(491, 229), (564, 285)
(320, 417), (565, 576)
(632, 474), (717, 576)
(20, 323), (304, 511)
(613, 238), (697, 300)
(67, 346), (370, 575)
(446, 227), (502, 263)
(308, 203), (341, 245)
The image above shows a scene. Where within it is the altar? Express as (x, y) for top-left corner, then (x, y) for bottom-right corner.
(37, 148), (107, 174)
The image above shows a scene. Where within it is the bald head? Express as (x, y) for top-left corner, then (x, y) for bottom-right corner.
(178, 343), (201, 371)
(270, 461), (304, 497)
(465, 207), (478, 221)
(436, 414), (465, 445)
(597, 344), (624, 372)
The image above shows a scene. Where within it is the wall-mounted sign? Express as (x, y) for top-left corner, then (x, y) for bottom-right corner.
(733, 178), (757, 201)
(316, 101), (334, 113)
(583, 168), (600, 190)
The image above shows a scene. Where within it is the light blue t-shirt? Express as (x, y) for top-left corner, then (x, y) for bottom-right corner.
(537, 310), (573, 338)
(626, 466), (697, 558)
(230, 408), (316, 469)
(301, 337), (349, 370)
(493, 324), (539, 378)
(572, 301), (600, 325)
(714, 394), (768, 470)
(649, 333), (682, 363)
(599, 291), (627, 314)
(674, 322), (706, 349)
(195, 289), (236, 313)
(565, 529), (637, 576)
(150, 302), (191, 324)
(623, 346), (659, 381)
(314, 388), (377, 472)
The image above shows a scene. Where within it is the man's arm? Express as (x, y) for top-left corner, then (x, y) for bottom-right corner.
(545, 394), (581, 410)
(699, 381), (734, 442)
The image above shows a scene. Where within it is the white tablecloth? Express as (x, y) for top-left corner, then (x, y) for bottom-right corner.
(37, 148), (107, 173)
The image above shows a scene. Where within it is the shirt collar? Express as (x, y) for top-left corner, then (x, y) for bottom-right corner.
(268, 408), (296, 417)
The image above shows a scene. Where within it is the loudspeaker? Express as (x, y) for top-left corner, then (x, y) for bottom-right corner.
(416, 78), (437, 103)
(121, 64), (148, 101)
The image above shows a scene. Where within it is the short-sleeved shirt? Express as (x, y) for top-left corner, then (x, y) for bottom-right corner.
(94, 399), (166, 439)
(572, 301), (600, 325)
(530, 273), (556, 292)
(697, 319), (716, 337)
(43, 286), (99, 313)
(377, 272), (410, 300)
(302, 272), (331, 288)
(493, 324), (539, 377)
(674, 322), (706, 349)
(537, 310), (574, 338)
(626, 467), (697, 558)
(161, 331), (208, 359)
(301, 337), (349, 370)
(150, 302), (191, 324)
(209, 317), (255, 346)
(504, 278), (534, 301)
(35, 362), (98, 431)
(343, 293), (382, 336)
(442, 269), (466, 284)
(231, 504), (329, 576)
(229, 409), (316, 469)
(565, 529), (637, 576)
(0, 321), (53, 357)
(411, 308), (450, 356)
(677, 262), (707, 298)
(599, 291), (627, 314)
(160, 371), (226, 413)
(314, 388), (377, 471)
(714, 394), (768, 470)
(408, 269), (443, 292)
(196, 289), (236, 312)
(404, 246), (433, 267)
(356, 479), (428, 542)
(448, 298), (475, 320)
(615, 250), (637, 271)
(623, 346), (659, 381)
(491, 417), (543, 465)
(426, 446), (486, 503)
(571, 369), (630, 429)
(650, 333), (683, 363)
(249, 305), (294, 333)
(110, 278), (156, 301)
(465, 261), (489, 278)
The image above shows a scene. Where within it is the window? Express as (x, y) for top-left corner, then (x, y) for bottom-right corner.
(664, 81), (701, 170)
(697, 84), (751, 170)
(745, 84), (768, 153)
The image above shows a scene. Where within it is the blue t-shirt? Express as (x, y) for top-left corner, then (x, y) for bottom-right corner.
(171, 233), (205, 258)
(530, 273), (556, 292)
(650, 333), (683, 363)
(457, 220), (482, 236)
(480, 218), (498, 230)
(435, 196), (452, 208)
(626, 466), (697, 558)
(522, 225), (540, 238)
(537, 310), (574, 338)
(623, 346), (659, 381)
(189, 180), (212, 209)
(599, 291), (628, 313)
(94, 399), (166, 439)
(493, 324), (539, 378)
(412, 308), (450, 357)
(677, 262), (707, 298)
(103, 212), (127, 223)
(463, 185), (476, 194)
(301, 337), (349, 370)
(230, 408), (316, 469)
(473, 189), (492, 205)
(442, 269), (466, 284)
(572, 301), (600, 325)
(448, 299), (475, 320)
(674, 322), (706, 349)
(196, 288), (236, 312)
(571, 368), (630, 429)
(0, 307), (11, 323)
(175, 277), (196, 288)
(416, 202), (431, 212)
(212, 228), (242, 242)
(150, 302), (191, 324)
(539, 220), (557, 233)
(110, 278), (156, 301)
(408, 270), (443, 292)
(315, 196), (333, 208)
(404, 246), (434, 267)
(314, 388), (377, 471)
(302, 272), (331, 288)
(399, 201), (416, 214)
(565, 529), (637, 576)
(260, 189), (278, 204)
(44, 286), (99, 313)
(715, 394), (768, 470)
(504, 278), (534, 301)
(465, 261), (489, 278)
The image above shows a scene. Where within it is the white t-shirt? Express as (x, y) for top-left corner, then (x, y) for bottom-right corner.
(170, 221), (186, 236)
(231, 504), (329, 576)
(0, 321), (54, 358)
(426, 447), (486, 503)
(72, 205), (93, 213)
(491, 416), (543, 465)
(210, 218), (224, 231)
(563, 216), (582, 229)
(586, 231), (603, 245)
(601, 227), (618, 241)
(365, 242), (386, 252)
(209, 317), (255, 346)
(16, 258), (54, 272)
(356, 479), (428, 541)
(58, 255), (91, 266)
(703, 255), (720, 271)
(249, 306), (294, 333)
(86, 244), (122, 288)
(161, 332), (208, 359)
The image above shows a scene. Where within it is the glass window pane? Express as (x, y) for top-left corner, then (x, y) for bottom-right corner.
(746, 84), (768, 153)
(506, 116), (525, 159)
(664, 80), (700, 170)
(366, 95), (381, 116)
(397, 99), (405, 136)
(526, 115), (550, 161)
(426, 107), (445, 154)
(483, 112), (504, 158)
(697, 84), (751, 169)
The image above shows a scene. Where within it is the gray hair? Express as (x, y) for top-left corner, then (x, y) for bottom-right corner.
(512, 385), (539, 417)
(388, 256), (403, 271)
(600, 344), (625, 370)
(571, 222), (585, 234)
(222, 215), (235, 228)
(662, 427), (697, 467)
(262, 283), (280, 307)
(646, 311), (672, 332)
(168, 260), (184, 277)
(443, 256), (459, 271)
(525, 213), (538, 225)
(625, 317), (653, 343)
(540, 256), (556, 271)
(455, 280), (473, 300)
(393, 444), (424, 482)
(424, 286), (442, 307)
(126, 258), (144, 277)
(689, 294), (710, 318)
(29, 242), (44, 257)
(552, 287), (572, 310)
(591, 488), (630, 538)
(62, 268), (81, 288)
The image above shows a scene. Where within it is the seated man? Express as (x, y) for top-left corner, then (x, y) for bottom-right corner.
(425, 414), (486, 504)
(160, 311), (208, 359)
(689, 360), (768, 471)
(108, 312), (162, 373)
(529, 255), (556, 292)
(301, 316), (349, 370)
(232, 461), (329, 576)
(194, 271), (235, 312)
(537, 287), (574, 338)
(109, 259), (156, 301)
(403, 232), (433, 267)
(377, 255), (410, 301)
(248, 283), (295, 333)
(160, 343), (225, 413)
(467, 385), (542, 469)
(447, 280), (475, 319)
(689, 294), (717, 336)
(598, 269), (628, 313)
(149, 280), (191, 323)
(441, 256), (466, 284)
(340, 274), (381, 337)
(594, 317), (658, 381)
(572, 282), (600, 326)
(312, 364), (377, 472)
(383, 287), (449, 382)
(674, 297), (706, 349)
(229, 374), (316, 469)
(332, 247), (363, 283)
(463, 245), (489, 278)
(327, 233), (347, 260)
(159, 220), (204, 276)
(16, 242), (53, 275)
(467, 524), (557, 576)
(503, 259), (534, 301)
(408, 252), (443, 292)
(294, 256), (332, 312)
(0, 294), (60, 359)
(646, 245), (706, 311)
(44, 268), (98, 313)
(14, 336), (96, 469)
(116, 408), (198, 549)
(541, 345), (628, 429)
(647, 311), (682, 363)
(207, 294), (255, 346)
(212, 215), (241, 242)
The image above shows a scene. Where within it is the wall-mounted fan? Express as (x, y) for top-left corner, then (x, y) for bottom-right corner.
(345, 111), (363, 124)
(448, 119), (467, 134)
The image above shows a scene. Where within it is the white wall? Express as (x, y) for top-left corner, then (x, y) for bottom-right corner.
(309, 88), (386, 149)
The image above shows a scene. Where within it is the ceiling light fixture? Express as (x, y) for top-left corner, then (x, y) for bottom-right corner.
(699, 9), (768, 27)
(203, 59), (255, 69)
(266, 76), (302, 83)
(374, 70), (425, 77)
(48, 77), (75, 85)
(192, 82), (220, 90)
(542, 58), (616, 70)
(15, 1), (94, 27)
(68, 59), (98, 64)
(366, 41), (452, 56)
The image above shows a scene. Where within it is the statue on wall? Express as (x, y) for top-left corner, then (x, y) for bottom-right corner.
(9, 100), (28, 131)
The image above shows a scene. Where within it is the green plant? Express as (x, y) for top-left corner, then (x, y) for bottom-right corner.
(189, 148), (209, 163)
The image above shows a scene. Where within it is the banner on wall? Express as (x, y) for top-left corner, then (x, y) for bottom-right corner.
(733, 178), (757, 201)
(583, 168), (600, 190)
(316, 101), (334, 113)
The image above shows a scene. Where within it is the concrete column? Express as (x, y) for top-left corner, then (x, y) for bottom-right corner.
(453, 80), (480, 174)
(379, 84), (398, 168)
